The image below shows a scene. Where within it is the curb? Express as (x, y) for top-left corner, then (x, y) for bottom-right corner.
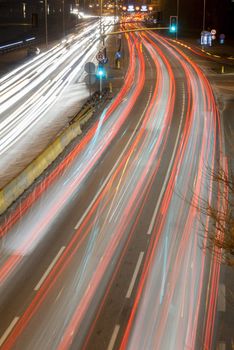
(171, 39), (234, 62)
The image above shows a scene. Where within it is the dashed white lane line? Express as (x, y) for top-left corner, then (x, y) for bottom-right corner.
(126, 251), (145, 299)
(0, 317), (19, 347)
(107, 324), (120, 350)
(34, 246), (66, 291)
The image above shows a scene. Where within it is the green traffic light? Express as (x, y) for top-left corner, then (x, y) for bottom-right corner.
(170, 25), (176, 32)
(96, 65), (106, 79)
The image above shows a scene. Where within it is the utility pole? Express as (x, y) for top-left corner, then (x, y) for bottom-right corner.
(100, 0), (105, 45)
(115, 0), (117, 24)
(44, 0), (48, 47)
(176, 0), (179, 40)
(99, 0), (102, 41)
(62, 0), (65, 37)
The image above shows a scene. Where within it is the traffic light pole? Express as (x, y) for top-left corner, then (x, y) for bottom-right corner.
(202, 0), (206, 31)
(44, 0), (48, 48)
(176, 0), (179, 40)
(100, 0), (105, 46)
(100, 76), (102, 95)
(62, 0), (65, 37)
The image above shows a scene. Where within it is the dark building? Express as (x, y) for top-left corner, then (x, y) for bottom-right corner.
(0, 0), (79, 43)
(159, 0), (234, 38)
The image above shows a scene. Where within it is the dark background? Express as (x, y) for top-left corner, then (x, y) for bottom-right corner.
(0, 0), (79, 43)
(0, 0), (233, 44)
(160, 0), (234, 38)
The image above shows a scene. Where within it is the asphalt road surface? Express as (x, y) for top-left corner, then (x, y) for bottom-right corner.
(0, 28), (231, 350)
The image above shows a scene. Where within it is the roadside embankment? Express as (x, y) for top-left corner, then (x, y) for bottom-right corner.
(0, 91), (110, 215)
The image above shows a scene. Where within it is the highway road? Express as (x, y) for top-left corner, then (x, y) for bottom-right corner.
(0, 27), (230, 350)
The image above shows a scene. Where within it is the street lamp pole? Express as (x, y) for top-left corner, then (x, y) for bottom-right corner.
(202, 0), (206, 31)
(115, 0), (117, 24)
(62, 0), (65, 37)
(44, 0), (48, 47)
(100, 0), (103, 45)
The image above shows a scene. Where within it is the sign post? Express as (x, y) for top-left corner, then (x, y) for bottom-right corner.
(84, 62), (96, 97)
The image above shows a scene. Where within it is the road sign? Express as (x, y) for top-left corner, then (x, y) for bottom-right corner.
(96, 51), (105, 62)
(219, 33), (225, 44)
(84, 62), (96, 74)
(115, 51), (121, 59)
(102, 57), (108, 64)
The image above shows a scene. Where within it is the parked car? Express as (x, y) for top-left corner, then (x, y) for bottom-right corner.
(27, 47), (40, 57)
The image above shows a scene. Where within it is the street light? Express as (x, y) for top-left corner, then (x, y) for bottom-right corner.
(62, 0), (65, 37)
(176, 0), (179, 40)
(99, 0), (102, 41)
(44, 0), (48, 48)
(99, 0), (105, 45)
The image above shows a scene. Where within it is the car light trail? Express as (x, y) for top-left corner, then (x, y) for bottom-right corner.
(0, 22), (226, 350)
(0, 33), (136, 285)
(120, 31), (224, 350)
(0, 19), (114, 156)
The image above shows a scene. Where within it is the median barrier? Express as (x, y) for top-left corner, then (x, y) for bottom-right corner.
(0, 109), (93, 215)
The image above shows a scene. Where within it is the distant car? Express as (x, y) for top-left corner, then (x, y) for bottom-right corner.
(144, 11), (162, 27)
(27, 47), (40, 57)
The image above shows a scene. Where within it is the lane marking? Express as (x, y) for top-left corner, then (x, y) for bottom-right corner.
(34, 246), (66, 291)
(160, 235), (168, 303)
(55, 286), (65, 302)
(126, 252), (144, 298)
(107, 324), (120, 350)
(218, 283), (226, 312)
(146, 83), (185, 235)
(217, 342), (226, 350)
(0, 317), (19, 347)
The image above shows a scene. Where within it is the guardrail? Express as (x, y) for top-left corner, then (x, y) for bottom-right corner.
(0, 36), (37, 54)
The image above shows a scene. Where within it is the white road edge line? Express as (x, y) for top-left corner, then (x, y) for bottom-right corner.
(146, 83), (186, 235)
(107, 324), (120, 350)
(34, 246), (66, 291)
(0, 317), (19, 347)
(126, 251), (145, 299)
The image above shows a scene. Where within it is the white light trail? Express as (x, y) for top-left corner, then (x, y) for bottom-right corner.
(0, 18), (114, 156)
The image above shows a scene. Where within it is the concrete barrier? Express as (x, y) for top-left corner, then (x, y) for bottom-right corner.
(0, 109), (93, 215)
